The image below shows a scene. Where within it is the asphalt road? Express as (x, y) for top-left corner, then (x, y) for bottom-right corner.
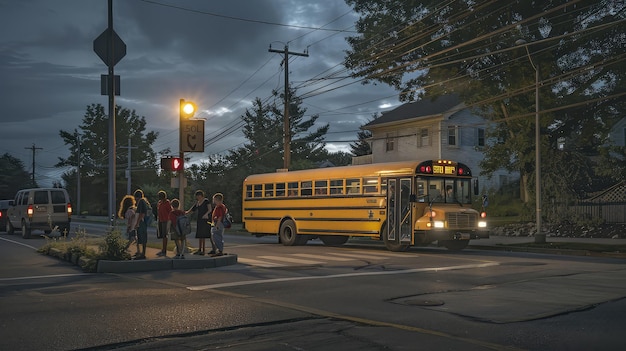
(1, 220), (625, 350)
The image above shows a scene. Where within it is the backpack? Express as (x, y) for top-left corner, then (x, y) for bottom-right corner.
(222, 206), (233, 229)
(142, 200), (154, 226)
(176, 214), (191, 236)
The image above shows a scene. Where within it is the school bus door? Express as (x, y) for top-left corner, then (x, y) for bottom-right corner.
(385, 178), (413, 249)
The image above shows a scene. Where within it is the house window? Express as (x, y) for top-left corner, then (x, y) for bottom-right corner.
(386, 134), (395, 152)
(448, 125), (458, 146)
(477, 128), (485, 147)
(420, 128), (429, 147)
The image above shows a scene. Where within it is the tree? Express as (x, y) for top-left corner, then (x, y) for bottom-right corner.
(0, 153), (33, 199)
(350, 114), (378, 156)
(227, 89), (330, 174)
(345, 0), (625, 207)
(56, 104), (160, 215)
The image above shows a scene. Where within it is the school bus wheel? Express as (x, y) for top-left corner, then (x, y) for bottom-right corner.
(279, 219), (299, 246)
(320, 235), (349, 246)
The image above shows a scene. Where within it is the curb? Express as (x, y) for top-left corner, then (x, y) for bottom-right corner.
(468, 244), (626, 258)
(96, 254), (238, 273)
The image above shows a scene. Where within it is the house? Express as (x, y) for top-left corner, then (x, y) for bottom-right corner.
(353, 94), (516, 191)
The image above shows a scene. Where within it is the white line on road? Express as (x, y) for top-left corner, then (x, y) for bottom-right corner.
(291, 253), (354, 261)
(258, 256), (324, 265)
(0, 236), (38, 250)
(187, 262), (499, 290)
(236, 258), (287, 268)
(0, 273), (92, 282)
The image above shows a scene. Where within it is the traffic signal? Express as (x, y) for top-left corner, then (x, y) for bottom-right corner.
(172, 157), (183, 172)
(180, 99), (196, 119)
(160, 156), (184, 172)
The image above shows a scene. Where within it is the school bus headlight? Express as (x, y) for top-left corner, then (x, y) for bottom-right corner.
(433, 221), (445, 228)
(478, 221), (487, 228)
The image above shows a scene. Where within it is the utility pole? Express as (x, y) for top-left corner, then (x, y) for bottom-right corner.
(75, 133), (81, 216)
(25, 143), (43, 186)
(120, 138), (138, 195)
(268, 44), (308, 170)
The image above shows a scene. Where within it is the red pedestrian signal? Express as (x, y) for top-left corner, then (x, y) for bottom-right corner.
(172, 157), (183, 172)
(160, 156), (184, 172)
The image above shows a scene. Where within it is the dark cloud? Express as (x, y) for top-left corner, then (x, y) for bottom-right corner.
(0, 0), (401, 187)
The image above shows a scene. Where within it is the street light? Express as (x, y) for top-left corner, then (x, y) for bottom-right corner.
(515, 39), (545, 244)
(178, 98), (197, 208)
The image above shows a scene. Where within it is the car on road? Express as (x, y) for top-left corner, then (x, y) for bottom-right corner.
(5, 188), (72, 238)
(0, 199), (11, 232)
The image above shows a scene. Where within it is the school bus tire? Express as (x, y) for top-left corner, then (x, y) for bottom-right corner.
(320, 235), (349, 246)
(381, 223), (409, 252)
(440, 240), (469, 251)
(279, 219), (299, 246)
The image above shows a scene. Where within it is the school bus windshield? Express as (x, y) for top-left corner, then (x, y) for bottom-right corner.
(415, 177), (472, 204)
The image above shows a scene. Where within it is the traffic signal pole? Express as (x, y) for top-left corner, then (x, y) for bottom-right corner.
(179, 99), (185, 208)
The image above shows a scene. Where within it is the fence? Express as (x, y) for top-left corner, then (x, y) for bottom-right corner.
(565, 202), (626, 224)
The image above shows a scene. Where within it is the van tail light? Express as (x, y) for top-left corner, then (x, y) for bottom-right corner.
(27, 205), (34, 217)
(67, 203), (73, 217)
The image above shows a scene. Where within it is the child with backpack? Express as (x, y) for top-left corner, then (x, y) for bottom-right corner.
(210, 193), (228, 256)
(168, 198), (190, 259)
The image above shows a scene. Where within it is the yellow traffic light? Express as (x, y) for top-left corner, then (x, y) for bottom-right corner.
(179, 99), (197, 119)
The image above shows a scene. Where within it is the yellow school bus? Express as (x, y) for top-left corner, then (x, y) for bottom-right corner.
(242, 160), (488, 251)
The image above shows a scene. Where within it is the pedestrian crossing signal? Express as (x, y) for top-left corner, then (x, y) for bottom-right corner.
(160, 156), (184, 172)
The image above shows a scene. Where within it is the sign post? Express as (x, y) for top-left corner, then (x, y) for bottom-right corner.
(93, 0), (127, 227)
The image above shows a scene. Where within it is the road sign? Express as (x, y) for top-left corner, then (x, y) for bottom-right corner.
(93, 29), (126, 67)
(180, 120), (205, 152)
(100, 75), (120, 95)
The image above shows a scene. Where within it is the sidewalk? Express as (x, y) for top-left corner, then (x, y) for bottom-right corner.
(468, 235), (626, 258)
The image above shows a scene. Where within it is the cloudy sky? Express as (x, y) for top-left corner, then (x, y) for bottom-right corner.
(0, 0), (401, 187)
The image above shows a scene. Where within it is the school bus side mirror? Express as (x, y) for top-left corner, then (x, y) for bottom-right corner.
(473, 179), (479, 195)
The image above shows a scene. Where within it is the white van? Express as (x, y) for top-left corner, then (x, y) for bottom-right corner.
(6, 188), (72, 238)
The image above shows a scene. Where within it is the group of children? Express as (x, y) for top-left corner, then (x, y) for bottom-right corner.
(118, 189), (227, 259)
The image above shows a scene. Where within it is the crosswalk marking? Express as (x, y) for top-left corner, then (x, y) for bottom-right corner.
(258, 256), (323, 265)
(236, 249), (417, 268)
(292, 253), (354, 261)
(236, 258), (286, 268)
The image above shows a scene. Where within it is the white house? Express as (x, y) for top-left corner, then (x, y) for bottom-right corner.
(354, 94), (516, 191)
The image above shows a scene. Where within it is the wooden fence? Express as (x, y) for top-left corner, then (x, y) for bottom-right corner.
(564, 202), (626, 224)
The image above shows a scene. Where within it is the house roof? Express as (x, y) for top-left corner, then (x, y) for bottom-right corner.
(365, 94), (462, 128)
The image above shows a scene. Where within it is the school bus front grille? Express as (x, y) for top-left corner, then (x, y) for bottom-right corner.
(446, 212), (477, 228)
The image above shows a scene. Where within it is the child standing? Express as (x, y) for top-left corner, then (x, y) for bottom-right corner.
(210, 193), (227, 256)
(156, 190), (172, 257)
(167, 199), (187, 259)
(118, 195), (137, 253)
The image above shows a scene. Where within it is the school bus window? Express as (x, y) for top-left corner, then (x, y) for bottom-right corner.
(276, 183), (286, 197)
(363, 177), (378, 193)
(254, 184), (263, 197)
(381, 179), (388, 195)
(315, 180), (328, 195)
(330, 179), (344, 195)
(246, 185), (253, 198)
(264, 183), (274, 197)
(347, 178), (361, 194)
(301, 181), (313, 196)
(288, 182), (298, 196)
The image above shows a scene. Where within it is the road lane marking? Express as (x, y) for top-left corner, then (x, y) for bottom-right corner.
(0, 236), (38, 250)
(0, 273), (92, 282)
(326, 252), (394, 260)
(342, 250), (412, 258)
(291, 253), (354, 261)
(236, 258), (287, 268)
(187, 262), (499, 290)
(258, 256), (324, 265)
